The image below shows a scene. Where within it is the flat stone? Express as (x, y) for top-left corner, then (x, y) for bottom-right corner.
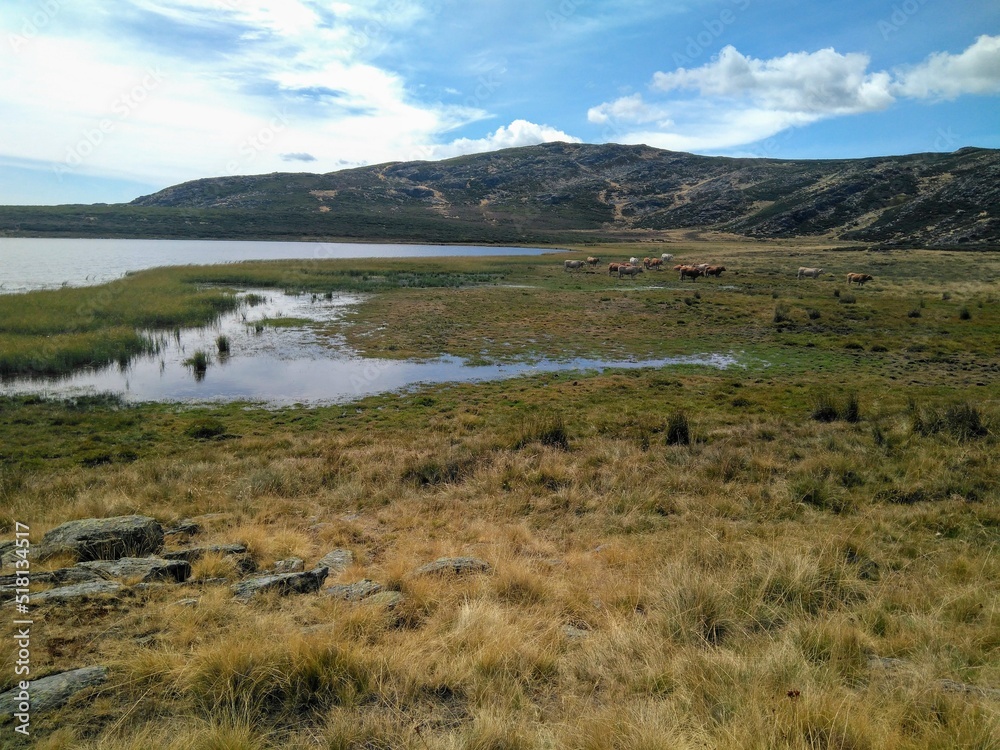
(562, 625), (591, 640)
(316, 548), (353, 575)
(412, 557), (493, 577)
(0, 567), (104, 597)
(324, 579), (383, 602)
(40, 516), (164, 562)
(78, 557), (191, 583)
(163, 520), (200, 536)
(231, 567), (328, 601)
(273, 557), (304, 573)
(0, 666), (108, 721)
(33, 581), (123, 604)
(936, 679), (1000, 699)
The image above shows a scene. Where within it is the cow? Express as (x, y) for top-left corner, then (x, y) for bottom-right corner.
(678, 265), (703, 281)
(846, 273), (874, 286)
(661, 253), (674, 262)
(694, 263), (711, 274)
(797, 267), (823, 279)
(705, 265), (726, 278)
(564, 260), (585, 271)
(618, 264), (644, 279)
(629, 257), (639, 266)
(586, 256), (601, 267)
(608, 262), (625, 275)
(646, 258), (663, 271)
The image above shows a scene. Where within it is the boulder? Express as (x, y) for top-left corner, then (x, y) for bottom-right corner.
(273, 557), (304, 574)
(33, 581), (123, 604)
(0, 567), (104, 596)
(40, 516), (163, 562)
(163, 545), (256, 573)
(231, 567), (328, 601)
(77, 557), (191, 583)
(324, 579), (383, 602)
(412, 557), (493, 577)
(316, 548), (353, 575)
(0, 666), (108, 721)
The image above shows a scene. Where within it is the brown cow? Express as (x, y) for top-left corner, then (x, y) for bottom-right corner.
(586, 256), (601, 267)
(705, 265), (726, 277)
(846, 273), (873, 286)
(644, 258), (663, 270)
(678, 265), (703, 281)
(608, 262), (625, 275)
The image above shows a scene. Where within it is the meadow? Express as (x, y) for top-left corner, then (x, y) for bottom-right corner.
(1, 239), (998, 749)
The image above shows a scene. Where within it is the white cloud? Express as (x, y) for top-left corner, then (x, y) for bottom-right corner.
(893, 34), (1000, 100)
(591, 36), (1000, 153)
(651, 45), (895, 116)
(431, 120), (582, 159)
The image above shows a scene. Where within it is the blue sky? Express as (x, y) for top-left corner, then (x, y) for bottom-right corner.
(1, 0), (998, 204)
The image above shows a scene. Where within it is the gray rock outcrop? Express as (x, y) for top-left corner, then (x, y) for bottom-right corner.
(0, 666), (108, 722)
(33, 581), (123, 604)
(77, 557), (191, 583)
(273, 557), (304, 574)
(324, 579), (383, 602)
(40, 516), (164, 562)
(412, 557), (493, 577)
(231, 567), (328, 601)
(1, 567), (104, 597)
(316, 549), (353, 575)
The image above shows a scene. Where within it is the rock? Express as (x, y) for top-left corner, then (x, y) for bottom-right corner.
(364, 591), (404, 608)
(231, 567), (328, 601)
(173, 598), (199, 607)
(40, 516), (164, 562)
(0, 666), (108, 721)
(78, 557), (191, 583)
(316, 548), (353, 575)
(324, 579), (383, 602)
(936, 679), (1000, 699)
(33, 581), (123, 604)
(0, 540), (17, 567)
(412, 557), (493, 577)
(273, 557), (304, 574)
(163, 520), (200, 537)
(562, 625), (590, 640)
(0, 567), (104, 596)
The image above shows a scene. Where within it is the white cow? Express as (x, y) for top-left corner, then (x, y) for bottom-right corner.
(629, 257), (639, 266)
(661, 253), (674, 262)
(797, 267), (824, 279)
(618, 264), (644, 279)
(564, 260), (585, 271)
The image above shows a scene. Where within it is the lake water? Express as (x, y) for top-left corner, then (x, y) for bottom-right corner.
(4, 288), (741, 406)
(0, 238), (556, 294)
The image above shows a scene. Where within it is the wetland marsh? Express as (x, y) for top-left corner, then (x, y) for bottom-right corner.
(1, 240), (998, 749)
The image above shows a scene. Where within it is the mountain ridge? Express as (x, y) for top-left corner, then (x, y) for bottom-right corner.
(3, 143), (998, 246)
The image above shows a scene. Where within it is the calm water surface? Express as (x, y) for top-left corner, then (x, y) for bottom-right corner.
(4, 289), (741, 406)
(0, 238), (555, 293)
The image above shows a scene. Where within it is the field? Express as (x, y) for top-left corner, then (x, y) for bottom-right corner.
(1, 241), (999, 749)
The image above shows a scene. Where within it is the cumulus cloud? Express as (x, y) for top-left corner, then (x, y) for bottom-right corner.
(280, 152), (318, 162)
(589, 35), (1000, 153)
(431, 119), (581, 159)
(893, 34), (1000, 100)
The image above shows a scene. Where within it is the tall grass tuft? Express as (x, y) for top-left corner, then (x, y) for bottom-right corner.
(513, 413), (570, 450)
(216, 334), (231, 355)
(811, 392), (861, 423)
(959, 306), (971, 320)
(185, 350), (210, 379)
(910, 400), (989, 441)
(665, 411), (691, 445)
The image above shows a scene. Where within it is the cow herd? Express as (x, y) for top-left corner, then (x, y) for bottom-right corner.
(564, 258), (875, 286)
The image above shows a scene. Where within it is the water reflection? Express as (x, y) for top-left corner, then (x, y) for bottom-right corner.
(3, 289), (741, 406)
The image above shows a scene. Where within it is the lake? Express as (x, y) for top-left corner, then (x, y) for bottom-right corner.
(0, 238), (556, 294)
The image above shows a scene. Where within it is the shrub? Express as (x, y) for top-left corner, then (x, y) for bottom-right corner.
(959, 306), (971, 320)
(773, 305), (792, 323)
(907, 308), (921, 318)
(665, 411), (690, 446)
(807, 308), (821, 320)
(839, 294), (856, 304)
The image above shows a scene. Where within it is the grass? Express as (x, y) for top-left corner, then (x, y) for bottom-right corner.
(1, 241), (1000, 747)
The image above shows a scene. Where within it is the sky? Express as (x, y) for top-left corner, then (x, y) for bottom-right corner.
(1, 0), (998, 205)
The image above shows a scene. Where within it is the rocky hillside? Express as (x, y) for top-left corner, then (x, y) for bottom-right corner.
(129, 143), (1000, 248)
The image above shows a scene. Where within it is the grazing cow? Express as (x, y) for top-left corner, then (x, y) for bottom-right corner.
(646, 258), (663, 271)
(797, 267), (824, 279)
(846, 273), (874, 286)
(564, 260), (585, 271)
(705, 265), (726, 278)
(629, 257), (639, 266)
(695, 263), (711, 274)
(608, 262), (626, 275)
(586, 256), (601, 267)
(661, 253), (674, 262)
(618, 264), (644, 279)
(678, 265), (703, 281)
